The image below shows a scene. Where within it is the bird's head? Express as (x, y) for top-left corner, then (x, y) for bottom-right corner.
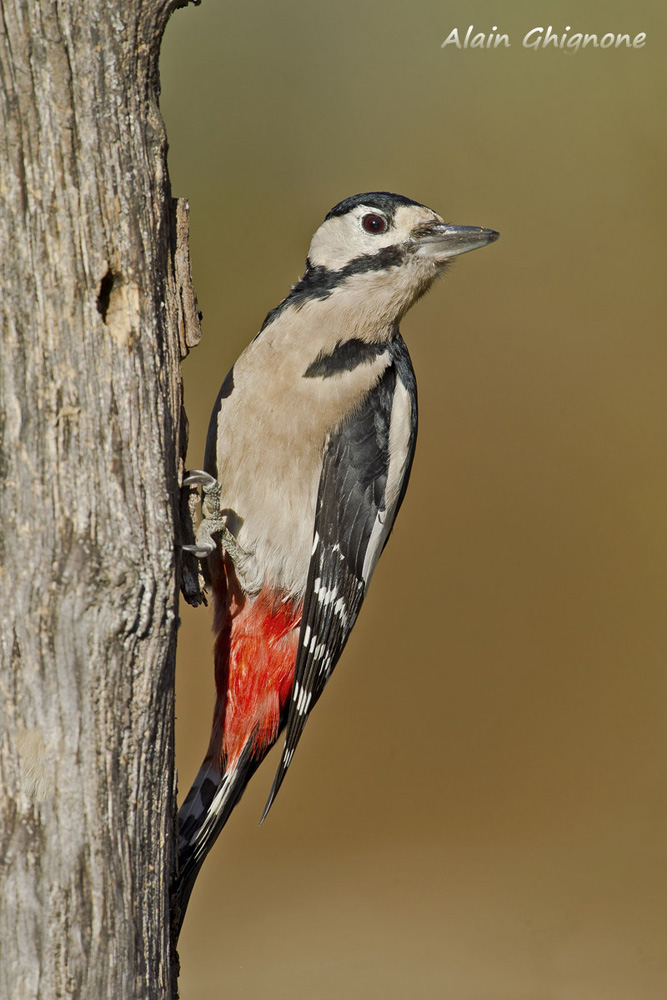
(302, 191), (499, 329)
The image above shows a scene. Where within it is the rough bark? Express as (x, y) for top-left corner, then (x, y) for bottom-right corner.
(0, 2), (200, 997)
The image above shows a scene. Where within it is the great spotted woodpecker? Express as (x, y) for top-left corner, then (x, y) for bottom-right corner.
(176, 192), (498, 929)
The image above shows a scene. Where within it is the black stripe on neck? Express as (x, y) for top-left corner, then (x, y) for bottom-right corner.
(259, 245), (406, 334)
(303, 339), (387, 379)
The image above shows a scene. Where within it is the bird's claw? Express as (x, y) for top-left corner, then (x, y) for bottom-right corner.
(184, 470), (222, 524)
(183, 470), (225, 556)
(183, 469), (218, 489)
(182, 541), (216, 559)
(182, 470), (262, 593)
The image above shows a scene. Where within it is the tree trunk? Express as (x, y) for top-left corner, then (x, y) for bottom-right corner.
(0, 2), (200, 996)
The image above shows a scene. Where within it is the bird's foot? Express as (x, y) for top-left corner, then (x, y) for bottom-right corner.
(182, 470), (223, 558)
(182, 470), (262, 593)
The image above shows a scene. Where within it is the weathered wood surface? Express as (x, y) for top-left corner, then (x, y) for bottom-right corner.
(0, 2), (200, 996)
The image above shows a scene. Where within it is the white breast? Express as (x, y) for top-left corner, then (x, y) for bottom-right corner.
(212, 306), (392, 596)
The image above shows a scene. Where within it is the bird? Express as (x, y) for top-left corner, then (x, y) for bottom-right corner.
(175, 191), (498, 931)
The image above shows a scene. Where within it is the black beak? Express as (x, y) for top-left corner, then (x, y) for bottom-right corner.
(413, 223), (500, 259)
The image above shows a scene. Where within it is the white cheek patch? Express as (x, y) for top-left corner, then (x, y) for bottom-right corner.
(308, 211), (399, 270)
(308, 204), (444, 271)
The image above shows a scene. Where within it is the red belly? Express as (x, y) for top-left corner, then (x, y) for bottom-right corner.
(209, 553), (302, 769)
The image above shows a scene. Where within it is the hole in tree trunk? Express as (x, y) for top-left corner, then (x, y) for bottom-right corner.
(97, 268), (115, 322)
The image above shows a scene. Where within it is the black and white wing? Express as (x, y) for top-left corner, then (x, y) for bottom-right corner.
(261, 336), (417, 819)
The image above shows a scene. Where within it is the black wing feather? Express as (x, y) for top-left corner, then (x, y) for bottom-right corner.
(262, 349), (416, 819)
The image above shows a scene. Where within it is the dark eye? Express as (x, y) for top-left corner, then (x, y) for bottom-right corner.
(362, 213), (388, 234)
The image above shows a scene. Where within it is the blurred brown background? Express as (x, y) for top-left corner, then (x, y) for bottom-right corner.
(161, 1), (667, 996)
